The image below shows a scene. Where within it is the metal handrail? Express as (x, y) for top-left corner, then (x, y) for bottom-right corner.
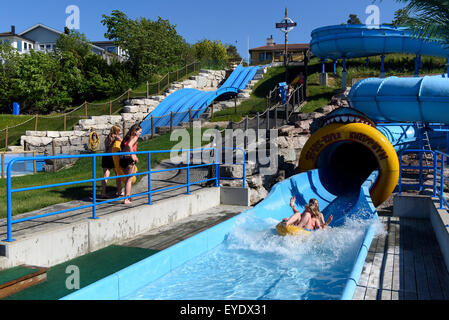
(398, 149), (449, 210)
(4, 147), (246, 242)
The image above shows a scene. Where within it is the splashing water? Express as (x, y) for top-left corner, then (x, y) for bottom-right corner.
(124, 208), (385, 300)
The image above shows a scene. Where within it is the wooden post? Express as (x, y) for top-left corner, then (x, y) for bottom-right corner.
(5, 125), (8, 150)
(167, 73), (170, 84)
(151, 116), (154, 139)
(84, 101), (88, 117)
(189, 108), (192, 130)
(146, 81), (149, 98)
(33, 151), (36, 174)
(234, 95), (237, 114)
(244, 115), (248, 150)
(127, 89), (130, 101)
(35, 114), (38, 131)
(1, 153), (4, 179)
(52, 139), (56, 173)
(109, 101), (112, 115)
(256, 112), (260, 144)
(64, 114), (67, 131)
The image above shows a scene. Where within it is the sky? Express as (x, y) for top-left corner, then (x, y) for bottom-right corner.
(1, 0), (405, 62)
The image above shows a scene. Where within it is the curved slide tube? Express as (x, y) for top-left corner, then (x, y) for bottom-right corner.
(347, 75), (449, 123)
(140, 65), (261, 136)
(310, 24), (449, 61)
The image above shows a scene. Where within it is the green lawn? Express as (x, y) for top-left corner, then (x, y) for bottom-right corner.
(0, 127), (215, 218)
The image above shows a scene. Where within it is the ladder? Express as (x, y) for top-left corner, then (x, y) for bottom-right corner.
(416, 122), (434, 170)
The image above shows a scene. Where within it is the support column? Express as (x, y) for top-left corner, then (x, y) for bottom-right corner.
(380, 54), (385, 78)
(319, 59), (328, 86)
(415, 54), (420, 77)
(342, 58), (347, 90)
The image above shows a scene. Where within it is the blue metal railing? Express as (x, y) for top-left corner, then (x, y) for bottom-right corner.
(398, 149), (449, 210)
(3, 147), (246, 242)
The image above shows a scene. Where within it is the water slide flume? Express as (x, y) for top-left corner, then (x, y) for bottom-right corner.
(139, 65), (261, 136)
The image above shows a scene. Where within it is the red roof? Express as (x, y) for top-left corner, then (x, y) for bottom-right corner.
(250, 43), (310, 52)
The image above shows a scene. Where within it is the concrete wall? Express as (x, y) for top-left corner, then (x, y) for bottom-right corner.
(0, 187), (221, 269)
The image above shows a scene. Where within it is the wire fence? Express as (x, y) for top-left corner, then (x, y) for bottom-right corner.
(0, 61), (201, 151)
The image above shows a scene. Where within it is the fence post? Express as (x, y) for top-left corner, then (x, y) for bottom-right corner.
(1, 153), (4, 179)
(35, 114), (38, 131)
(151, 116), (154, 139)
(127, 89), (130, 101)
(244, 115), (248, 150)
(256, 112), (260, 144)
(186, 150), (190, 195)
(33, 151), (36, 174)
(189, 108), (192, 130)
(109, 101), (112, 115)
(85, 101), (88, 117)
(64, 114), (67, 131)
(234, 95), (237, 114)
(5, 125), (8, 150)
(146, 81), (149, 98)
(52, 140), (56, 173)
(148, 152), (152, 205)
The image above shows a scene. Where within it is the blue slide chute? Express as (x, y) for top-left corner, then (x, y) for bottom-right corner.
(140, 65), (261, 135)
(310, 24), (449, 60)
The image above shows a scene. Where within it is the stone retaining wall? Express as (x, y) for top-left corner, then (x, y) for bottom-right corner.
(20, 70), (228, 155)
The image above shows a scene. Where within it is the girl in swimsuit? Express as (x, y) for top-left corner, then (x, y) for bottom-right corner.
(282, 197), (333, 231)
(120, 124), (142, 204)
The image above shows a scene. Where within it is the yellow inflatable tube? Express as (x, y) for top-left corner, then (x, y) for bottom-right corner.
(276, 222), (311, 237)
(298, 122), (399, 207)
(112, 140), (137, 185)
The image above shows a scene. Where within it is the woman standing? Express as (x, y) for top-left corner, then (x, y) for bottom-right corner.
(119, 124), (142, 204)
(101, 125), (122, 199)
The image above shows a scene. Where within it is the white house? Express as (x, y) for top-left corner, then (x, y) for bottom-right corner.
(0, 24), (127, 63)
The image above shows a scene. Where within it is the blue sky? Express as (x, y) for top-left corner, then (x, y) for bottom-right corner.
(1, 0), (404, 61)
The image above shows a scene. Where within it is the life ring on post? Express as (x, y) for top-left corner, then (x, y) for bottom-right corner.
(88, 129), (100, 152)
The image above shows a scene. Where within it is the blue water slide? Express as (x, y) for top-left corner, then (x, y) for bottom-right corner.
(310, 24), (449, 60)
(140, 65), (261, 135)
(348, 76), (449, 124)
(60, 169), (379, 301)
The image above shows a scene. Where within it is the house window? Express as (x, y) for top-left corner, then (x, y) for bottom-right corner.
(39, 44), (45, 50)
(266, 53), (272, 61)
(259, 53), (265, 61)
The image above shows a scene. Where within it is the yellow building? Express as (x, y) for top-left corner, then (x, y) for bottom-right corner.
(249, 35), (310, 65)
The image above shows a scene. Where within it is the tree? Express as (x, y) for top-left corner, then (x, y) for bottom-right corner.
(193, 39), (228, 68)
(386, 1), (449, 45)
(226, 44), (242, 63)
(101, 10), (192, 81)
(0, 43), (19, 112)
(347, 14), (362, 24)
(392, 8), (412, 26)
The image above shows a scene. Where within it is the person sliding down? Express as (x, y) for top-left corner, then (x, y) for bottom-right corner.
(282, 197), (333, 231)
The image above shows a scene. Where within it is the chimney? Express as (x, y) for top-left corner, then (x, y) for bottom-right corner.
(267, 35), (275, 46)
(11, 25), (15, 34)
